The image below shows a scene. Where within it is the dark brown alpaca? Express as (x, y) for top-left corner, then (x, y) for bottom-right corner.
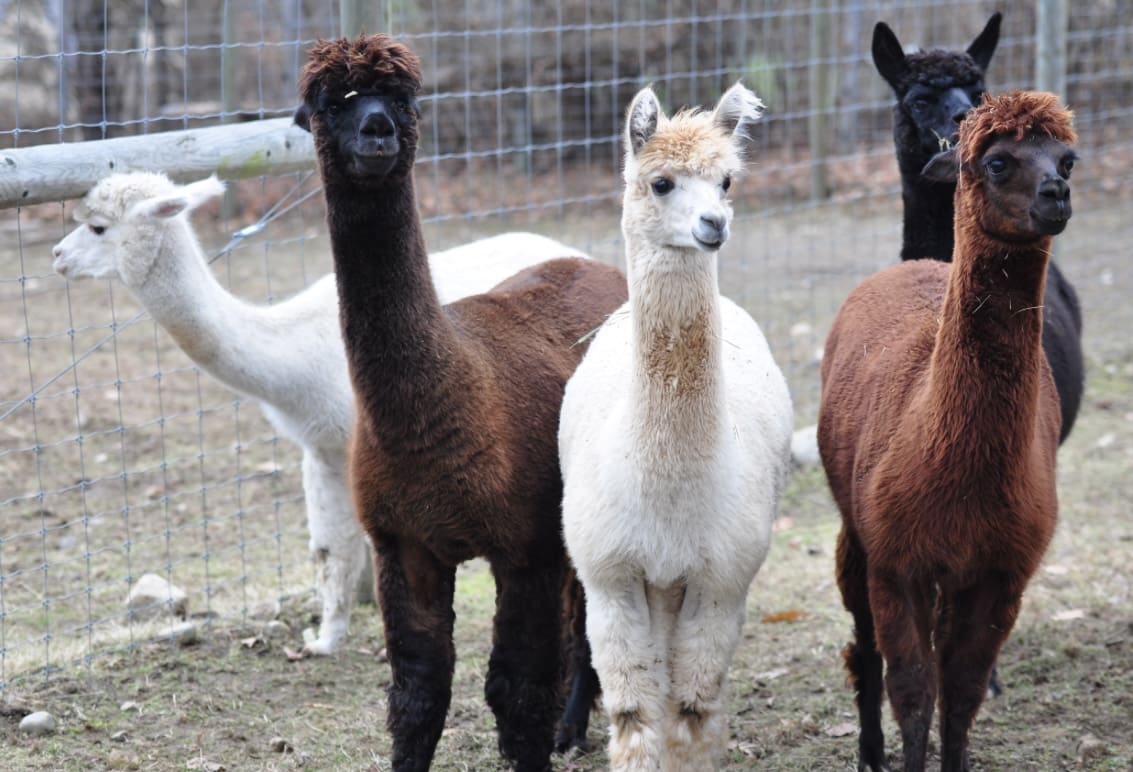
(818, 91), (1076, 772)
(297, 35), (626, 771)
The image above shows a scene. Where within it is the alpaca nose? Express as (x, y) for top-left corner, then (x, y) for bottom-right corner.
(1039, 176), (1071, 220)
(694, 212), (728, 248)
(360, 109), (395, 138)
(1040, 176), (1070, 203)
(52, 246), (68, 275)
(700, 212), (725, 234)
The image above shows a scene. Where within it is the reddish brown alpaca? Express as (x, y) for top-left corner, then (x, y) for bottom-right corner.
(297, 35), (626, 772)
(818, 91), (1076, 772)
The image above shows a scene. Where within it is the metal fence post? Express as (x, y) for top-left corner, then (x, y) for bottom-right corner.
(341, 0), (383, 37)
(1035, 0), (1068, 97)
(808, 0), (834, 201)
(1035, 0), (1068, 259)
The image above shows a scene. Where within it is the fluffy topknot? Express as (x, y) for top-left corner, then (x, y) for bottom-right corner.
(901, 50), (985, 91)
(632, 109), (744, 182)
(299, 33), (422, 103)
(960, 90), (1077, 163)
(76, 171), (176, 221)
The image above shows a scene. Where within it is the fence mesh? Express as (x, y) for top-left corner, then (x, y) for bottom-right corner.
(1, 0), (1131, 693)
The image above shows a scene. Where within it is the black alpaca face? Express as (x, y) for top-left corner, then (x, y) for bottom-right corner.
(303, 86), (420, 182)
(872, 14), (1000, 161)
(899, 77), (987, 156)
(979, 135), (1076, 238)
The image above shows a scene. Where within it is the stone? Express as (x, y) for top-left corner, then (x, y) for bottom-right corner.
(19, 710), (57, 734)
(126, 574), (188, 621)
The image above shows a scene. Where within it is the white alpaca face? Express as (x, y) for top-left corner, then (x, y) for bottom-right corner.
(52, 214), (128, 279)
(621, 82), (762, 264)
(633, 169), (734, 252)
(52, 173), (224, 284)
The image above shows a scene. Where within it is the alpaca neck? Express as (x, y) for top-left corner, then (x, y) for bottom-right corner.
(322, 173), (463, 439)
(893, 115), (956, 262)
(925, 202), (1051, 473)
(136, 222), (266, 389)
(900, 175), (955, 262)
(627, 243), (725, 445)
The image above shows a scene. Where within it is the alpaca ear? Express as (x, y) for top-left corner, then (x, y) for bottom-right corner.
(921, 146), (960, 183)
(293, 103), (311, 132)
(128, 195), (190, 221)
(871, 21), (909, 92)
(713, 82), (764, 141)
(626, 87), (661, 157)
(181, 175), (226, 211)
(127, 176), (224, 221)
(967, 12), (1002, 73)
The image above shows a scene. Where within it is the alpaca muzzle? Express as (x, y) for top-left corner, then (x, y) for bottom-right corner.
(1033, 177), (1072, 232)
(692, 213), (728, 251)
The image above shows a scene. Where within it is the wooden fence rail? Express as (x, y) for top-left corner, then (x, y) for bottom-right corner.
(0, 118), (314, 209)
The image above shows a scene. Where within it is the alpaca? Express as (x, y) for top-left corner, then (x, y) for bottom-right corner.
(296, 34), (627, 771)
(873, 12), (1084, 444)
(51, 170), (592, 659)
(817, 91), (1075, 771)
(559, 83), (793, 770)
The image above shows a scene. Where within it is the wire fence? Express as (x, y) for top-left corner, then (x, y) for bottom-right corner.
(1, 0), (1131, 694)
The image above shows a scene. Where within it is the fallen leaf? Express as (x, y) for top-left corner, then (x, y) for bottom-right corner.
(283, 646), (307, 661)
(772, 516), (795, 532)
(185, 760), (226, 772)
(825, 722), (857, 737)
(1053, 609), (1086, 622)
(239, 636), (262, 649)
(761, 609), (812, 624)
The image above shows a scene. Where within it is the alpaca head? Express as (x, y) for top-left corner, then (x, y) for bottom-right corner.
(296, 33), (423, 187)
(621, 82), (763, 270)
(872, 13), (1001, 163)
(53, 172), (224, 283)
(923, 91), (1077, 243)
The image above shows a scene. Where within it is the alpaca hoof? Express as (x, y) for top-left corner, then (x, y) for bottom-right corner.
(300, 627), (340, 656)
(553, 724), (589, 755)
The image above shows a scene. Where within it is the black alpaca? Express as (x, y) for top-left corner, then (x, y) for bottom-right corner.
(297, 35), (626, 771)
(872, 12), (1083, 444)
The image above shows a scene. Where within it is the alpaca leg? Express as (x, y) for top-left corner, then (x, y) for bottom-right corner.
(870, 572), (936, 772)
(586, 576), (669, 772)
(936, 582), (1021, 772)
(556, 571), (600, 753)
(486, 558), (568, 772)
(374, 534), (456, 772)
(835, 530), (888, 772)
(664, 583), (747, 772)
(299, 450), (370, 656)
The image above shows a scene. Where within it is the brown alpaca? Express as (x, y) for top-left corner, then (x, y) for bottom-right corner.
(296, 35), (626, 771)
(817, 91), (1076, 772)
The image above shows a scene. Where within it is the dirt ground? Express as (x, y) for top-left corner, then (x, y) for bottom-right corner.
(0, 183), (1130, 770)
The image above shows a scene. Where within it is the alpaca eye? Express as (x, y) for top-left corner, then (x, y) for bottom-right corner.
(721, 175), (732, 192)
(1061, 157), (1075, 177)
(985, 158), (1007, 176)
(89, 224), (106, 236)
(911, 98), (930, 111)
(651, 178), (674, 196)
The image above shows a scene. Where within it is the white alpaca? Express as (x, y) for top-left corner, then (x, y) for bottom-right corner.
(52, 171), (590, 656)
(559, 84), (793, 770)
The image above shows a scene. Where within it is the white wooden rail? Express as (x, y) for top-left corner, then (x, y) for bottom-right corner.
(0, 118), (315, 209)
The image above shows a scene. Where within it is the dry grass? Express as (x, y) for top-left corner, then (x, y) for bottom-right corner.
(0, 185), (1130, 770)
